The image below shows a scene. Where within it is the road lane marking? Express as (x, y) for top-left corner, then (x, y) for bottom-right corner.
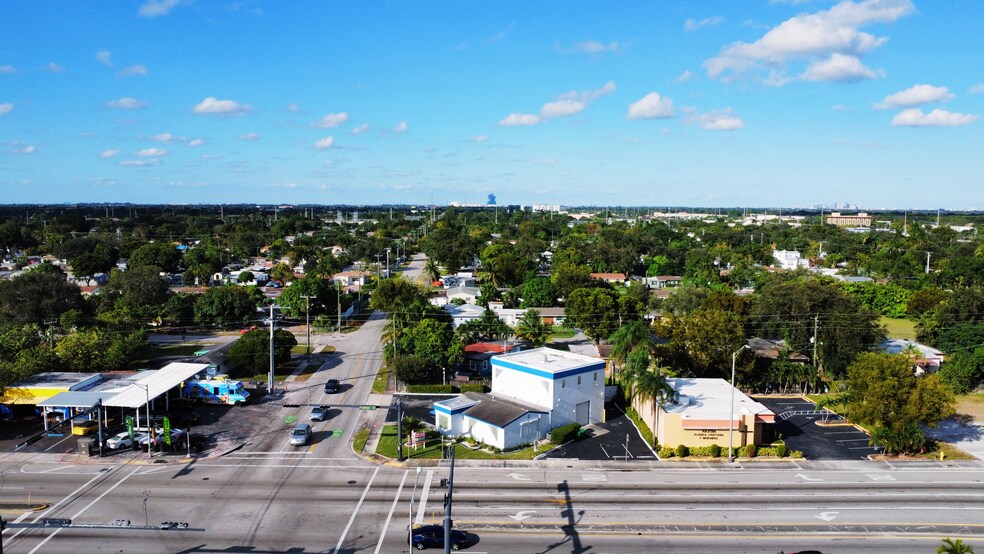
(795, 473), (823, 481)
(333, 466), (379, 554)
(5, 468), (111, 544)
(581, 473), (607, 482)
(374, 469), (408, 554)
(868, 474), (896, 481)
(415, 470), (433, 525)
(28, 466), (139, 554)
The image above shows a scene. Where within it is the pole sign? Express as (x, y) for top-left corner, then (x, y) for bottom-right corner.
(163, 416), (171, 445)
(125, 416), (134, 438)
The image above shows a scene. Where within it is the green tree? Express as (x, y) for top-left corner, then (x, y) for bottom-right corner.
(622, 351), (674, 447)
(609, 320), (654, 376)
(106, 266), (170, 310)
(277, 276), (341, 319)
(391, 355), (439, 386)
(846, 352), (955, 454)
(227, 329), (297, 376)
(237, 270), (255, 284)
(370, 278), (428, 312)
(938, 347), (984, 394)
(456, 309), (511, 344)
(937, 538), (975, 554)
(194, 285), (263, 327)
(0, 269), (84, 325)
(513, 309), (550, 347)
(653, 309), (748, 380)
(563, 287), (622, 343)
(127, 242), (182, 273)
(550, 262), (593, 299)
(422, 258), (441, 284)
(270, 263), (295, 284)
(520, 277), (556, 308)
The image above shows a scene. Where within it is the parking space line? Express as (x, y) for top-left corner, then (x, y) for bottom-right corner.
(374, 469), (408, 554)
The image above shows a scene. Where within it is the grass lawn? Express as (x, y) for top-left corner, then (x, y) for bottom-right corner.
(372, 366), (391, 394)
(955, 393), (984, 421)
(134, 343), (207, 367)
(880, 317), (917, 340)
(376, 424), (552, 460)
(919, 440), (976, 461)
(291, 344), (310, 355)
(549, 326), (576, 339)
(352, 426), (370, 454)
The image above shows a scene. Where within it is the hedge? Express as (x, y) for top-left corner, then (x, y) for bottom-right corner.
(550, 423), (582, 445)
(406, 384), (455, 393)
(658, 447), (674, 459)
(674, 444), (689, 458)
(459, 383), (487, 393)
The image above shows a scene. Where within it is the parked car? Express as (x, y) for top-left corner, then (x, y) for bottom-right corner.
(409, 525), (469, 550)
(324, 379), (340, 394)
(139, 428), (185, 451)
(290, 423), (312, 446)
(72, 420), (99, 436)
(310, 405), (329, 422)
(106, 431), (148, 450)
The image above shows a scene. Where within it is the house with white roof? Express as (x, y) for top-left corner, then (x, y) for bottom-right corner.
(434, 347), (606, 450)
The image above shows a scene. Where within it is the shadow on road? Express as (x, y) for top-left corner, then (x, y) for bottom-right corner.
(539, 480), (591, 554)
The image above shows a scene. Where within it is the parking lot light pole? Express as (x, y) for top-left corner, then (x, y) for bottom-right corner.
(728, 344), (749, 464)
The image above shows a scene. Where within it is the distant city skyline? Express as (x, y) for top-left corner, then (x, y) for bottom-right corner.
(1, 1), (982, 208)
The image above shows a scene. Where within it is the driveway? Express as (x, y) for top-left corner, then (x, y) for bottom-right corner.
(541, 406), (656, 461)
(926, 417), (984, 460)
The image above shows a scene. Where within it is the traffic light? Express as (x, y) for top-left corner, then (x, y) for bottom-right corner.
(159, 521), (189, 529)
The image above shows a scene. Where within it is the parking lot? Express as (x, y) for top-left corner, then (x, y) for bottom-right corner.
(542, 406), (656, 461)
(756, 396), (881, 460)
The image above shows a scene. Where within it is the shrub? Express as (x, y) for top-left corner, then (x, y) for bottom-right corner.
(708, 444), (721, 458)
(775, 444), (788, 458)
(658, 447), (674, 459)
(550, 423), (582, 445)
(459, 383), (486, 393)
(757, 447), (777, 457)
(406, 384), (455, 393)
(674, 444), (689, 458)
(790, 450), (804, 459)
(746, 444), (757, 458)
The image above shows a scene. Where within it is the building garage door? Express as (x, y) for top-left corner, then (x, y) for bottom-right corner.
(575, 401), (590, 425)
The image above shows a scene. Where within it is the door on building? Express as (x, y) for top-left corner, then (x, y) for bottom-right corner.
(575, 401), (590, 425)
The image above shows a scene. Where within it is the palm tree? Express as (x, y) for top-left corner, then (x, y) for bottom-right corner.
(937, 538), (974, 554)
(513, 309), (550, 347)
(624, 351), (674, 448)
(423, 258), (441, 285)
(608, 320), (653, 379)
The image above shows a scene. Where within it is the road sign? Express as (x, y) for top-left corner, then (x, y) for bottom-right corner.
(359, 405), (377, 411)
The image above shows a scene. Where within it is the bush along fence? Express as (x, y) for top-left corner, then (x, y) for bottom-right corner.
(657, 442), (803, 459)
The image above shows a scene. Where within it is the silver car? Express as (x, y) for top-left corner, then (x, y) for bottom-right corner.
(290, 423), (312, 446)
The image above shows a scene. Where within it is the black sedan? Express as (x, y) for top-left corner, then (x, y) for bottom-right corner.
(323, 379), (340, 394)
(409, 524), (468, 550)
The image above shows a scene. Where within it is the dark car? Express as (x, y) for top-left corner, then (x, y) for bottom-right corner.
(409, 524), (468, 550)
(324, 379), (340, 394)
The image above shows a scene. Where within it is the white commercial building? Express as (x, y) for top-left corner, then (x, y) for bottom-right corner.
(434, 347), (606, 450)
(772, 250), (810, 271)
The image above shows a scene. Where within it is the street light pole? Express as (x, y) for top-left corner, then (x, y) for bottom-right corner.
(386, 247), (391, 279)
(268, 303), (275, 396)
(301, 295), (312, 357)
(409, 466), (422, 534)
(728, 344), (750, 464)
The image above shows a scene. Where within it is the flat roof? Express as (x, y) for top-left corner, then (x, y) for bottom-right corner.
(104, 362), (209, 408)
(38, 391), (119, 408)
(6, 372), (101, 390)
(434, 395), (480, 414)
(491, 347), (603, 378)
(663, 378), (773, 423)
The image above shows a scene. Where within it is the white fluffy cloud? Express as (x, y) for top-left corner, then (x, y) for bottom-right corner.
(187, 139), (205, 147)
(674, 70), (695, 83)
(96, 50), (113, 67)
(704, 0), (913, 84)
(684, 16), (725, 32)
(117, 64), (148, 77)
(48, 62), (66, 73)
(100, 149), (120, 158)
(238, 132), (261, 141)
(139, 0), (180, 17)
(800, 53), (882, 83)
(193, 97), (250, 115)
(107, 97), (147, 109)
(627, 92), (675, 120)
(874, 84), (955, 109)
(11, 145), (36, 154)
(471, 135), (489, 143)
(0, 103), (12, 117)
(149, 133), (179, 143)
(313, 112), (349, 128)
(350, 123), (370, 135)
(891, 108), (979, 127)
(394, 121), (408, 133)
(136, 147), (168, 157)
(499, 113), (542, 126)
(315, 136), (335, 149)
(971, 84), (984, 95)
(0, 65), (16, 74)
(688, 109), (744, 130)
(562, 40), (624, 54)
(118, 160), (156, 167)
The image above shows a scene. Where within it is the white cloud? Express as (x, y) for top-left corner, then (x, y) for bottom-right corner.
(688, 109), (744, 130)
(539, 81), (616, 119)
(187, 138), (205, 147)
(96, 50), (113, 67)
(891, 108), (979, 127)
(685, 16), (725, 32)
(394, 121), (408, 133)
(99, 149), (120, 158)
(200, 153), (221, 160)
(118, 159), (156, 167)
(674, 70), (695, 84)
(487, 22), (516, 44)
(192, 97), (250, 115)
(350, 123), (370, 135)
(0, 65), (16, 74)
(532, 159), (557, 165)
(273, 182), (298, 189)
(48, 62), (66, 73)
(561, 40), (624, 54)
(627, 92), (676, 120)
(286, 103), (300, 113)
(136, 147), (168, 157)
(139, 0), (181, 17)
(703, 0), (913, 84)
(238, 132), (261, 141)
(800, 53), (882, 83)
(499, 113), (542, 126)
(107, 97), (147, 110)
(313, 112), (349, 128)
(11, 145), (36, 154)
(831, 104), (850, 111)
(149, 132), (180, 143)
(315, 136), (335, 149)
(971, 84), (984, 95)
(471, 135), (489, 143)
(0, 103), (12, 117)
(874, 84), (955, 109)
(117, 64), (147, 77)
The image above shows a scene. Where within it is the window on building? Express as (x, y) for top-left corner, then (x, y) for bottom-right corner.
(561, 379), (566, 389)
(437, 414), (449, 429)
(577, 375), (582, 385)
(594, 371), (598, 382)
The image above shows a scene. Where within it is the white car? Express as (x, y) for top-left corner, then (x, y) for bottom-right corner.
(106, 431), (148, 450)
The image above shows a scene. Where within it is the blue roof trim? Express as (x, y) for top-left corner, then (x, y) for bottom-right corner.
(491, 358), (605, 380)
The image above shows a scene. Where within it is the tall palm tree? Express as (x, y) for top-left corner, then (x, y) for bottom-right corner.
(625, 353), (674, 448)
(609, 320), (653, 379)
(514, 309), (550, 347)
(937, 538), (974, 554)
(423, 258), (441, 285)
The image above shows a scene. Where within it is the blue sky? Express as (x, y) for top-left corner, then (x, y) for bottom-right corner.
(1, 0), (982, 208)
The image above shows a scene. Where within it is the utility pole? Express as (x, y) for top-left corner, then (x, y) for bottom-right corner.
(301, 295), (312, 356)
(336, 284), (342, 333)
(443, 445), (456, 554)
(268, 303), (275, 396)
(926, 251), (932, 274)
(812, 315), (820, 372)
(397, 395), (404, 462)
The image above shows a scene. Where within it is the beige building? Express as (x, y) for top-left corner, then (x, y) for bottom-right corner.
(825, 212), (873, 227)
(632, 378), (775, 449)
